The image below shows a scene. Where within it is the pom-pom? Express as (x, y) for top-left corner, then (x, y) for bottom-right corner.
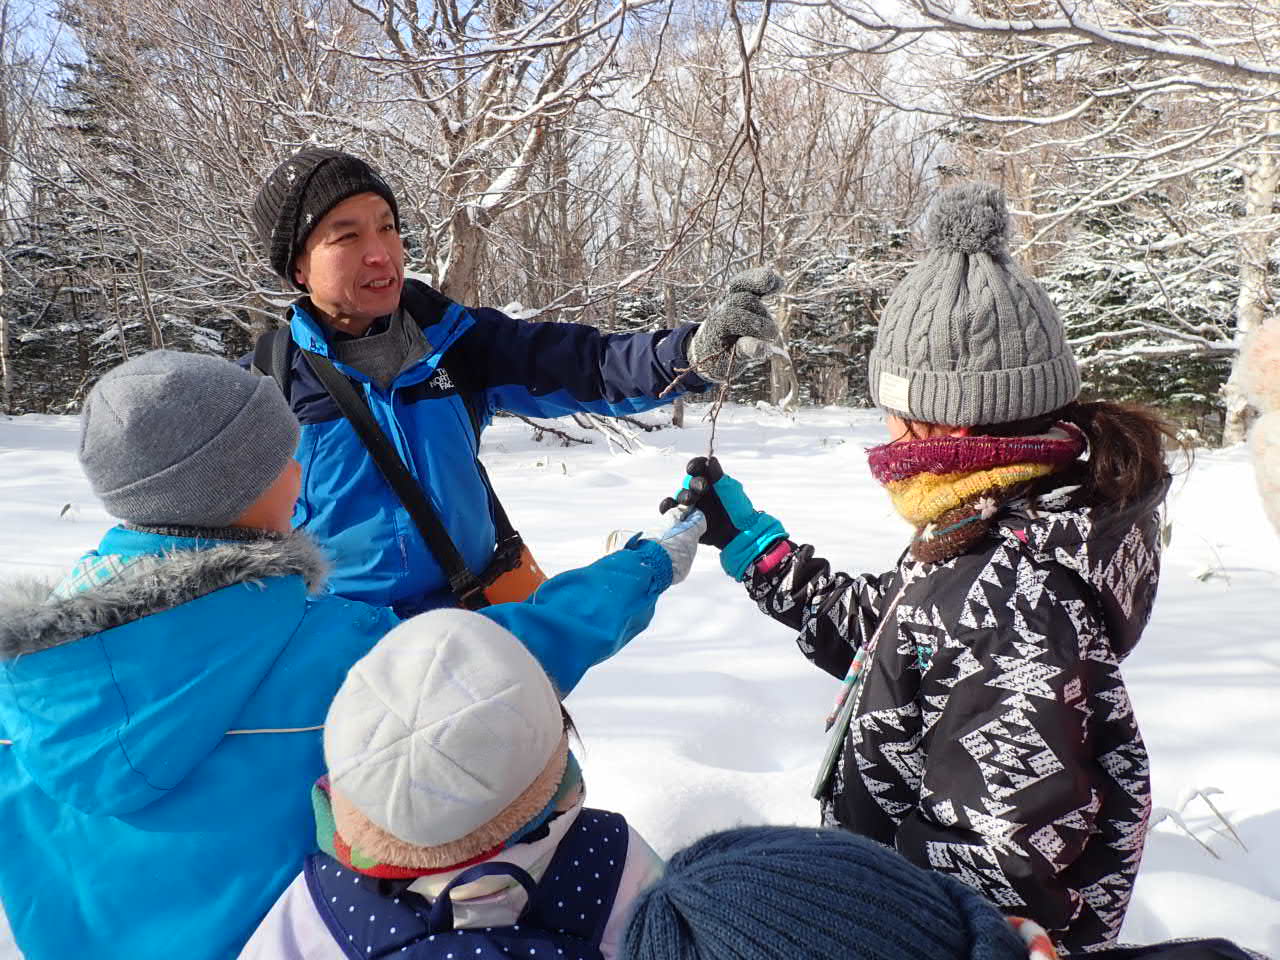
(927, 182), (1010, 255)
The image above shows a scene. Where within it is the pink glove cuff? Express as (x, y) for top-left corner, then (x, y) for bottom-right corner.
(752, 539), (792, 575)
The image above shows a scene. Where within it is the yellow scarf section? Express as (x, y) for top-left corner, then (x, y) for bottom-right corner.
(885, 462), (1057, 528)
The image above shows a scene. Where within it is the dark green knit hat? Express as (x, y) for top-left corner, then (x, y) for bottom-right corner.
(868, 183), (1080, 427)
(252, 148), (400, 289)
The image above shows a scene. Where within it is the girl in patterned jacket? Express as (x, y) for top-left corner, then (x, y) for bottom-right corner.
(669, 184), (1176, 954)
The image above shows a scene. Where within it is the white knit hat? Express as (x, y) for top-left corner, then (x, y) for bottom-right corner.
(324, 609), (566, 856)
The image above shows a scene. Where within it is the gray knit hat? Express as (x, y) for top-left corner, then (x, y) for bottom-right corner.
(867, 183), (1080, 426)
(79, 350), (300, 527)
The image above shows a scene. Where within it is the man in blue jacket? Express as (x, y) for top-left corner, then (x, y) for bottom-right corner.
(248, 148), (781, 616)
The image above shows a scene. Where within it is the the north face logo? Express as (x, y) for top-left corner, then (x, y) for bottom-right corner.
(429, 369), (454, 391)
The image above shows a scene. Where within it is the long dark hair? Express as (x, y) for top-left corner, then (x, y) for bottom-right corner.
(897, 400), (1181, 506)
(977, 401), (1180, 505)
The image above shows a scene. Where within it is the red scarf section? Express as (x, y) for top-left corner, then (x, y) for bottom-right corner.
(867, 426), (1084, 485)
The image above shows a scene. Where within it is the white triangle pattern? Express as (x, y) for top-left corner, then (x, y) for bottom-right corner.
(755, 484), (1157, 952)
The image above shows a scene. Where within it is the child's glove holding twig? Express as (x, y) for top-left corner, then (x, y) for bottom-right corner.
(687, 268), (784, 382)
(660, 457), (787, 581)
(605, 507), (707, 586)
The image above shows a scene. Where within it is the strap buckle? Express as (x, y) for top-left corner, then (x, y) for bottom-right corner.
(452, 575), (489, 611)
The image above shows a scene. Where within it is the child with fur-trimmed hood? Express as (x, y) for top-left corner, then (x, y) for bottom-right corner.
(0, 349), (702, 960)
(0, 350), (399, 960)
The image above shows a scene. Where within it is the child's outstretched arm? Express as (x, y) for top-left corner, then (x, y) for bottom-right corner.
(743, 542), (897, 680)
(479, 509), (706, 696)
(670, 457), (894, 680)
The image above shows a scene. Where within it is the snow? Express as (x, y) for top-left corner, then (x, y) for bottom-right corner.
(499, 301), (542, 320)
(1, 404), (1277, 958)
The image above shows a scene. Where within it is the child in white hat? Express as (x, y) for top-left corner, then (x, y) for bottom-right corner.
(242, 510), (706, 960)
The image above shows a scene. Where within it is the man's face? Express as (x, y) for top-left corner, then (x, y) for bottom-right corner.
(292, 192), (404, 333)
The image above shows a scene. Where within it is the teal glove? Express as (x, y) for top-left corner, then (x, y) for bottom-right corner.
(661, 457), (787, 581)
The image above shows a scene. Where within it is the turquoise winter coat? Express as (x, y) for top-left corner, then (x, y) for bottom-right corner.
(0, 525), (673, 960)
(0, 527), (399, 960)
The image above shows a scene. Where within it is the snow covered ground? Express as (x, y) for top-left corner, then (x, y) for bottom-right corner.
(1, 403), (1277, 957)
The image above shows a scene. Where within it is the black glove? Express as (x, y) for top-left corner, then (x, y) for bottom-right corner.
(660, 457), (733, 548)
(660, 457), (788, 580)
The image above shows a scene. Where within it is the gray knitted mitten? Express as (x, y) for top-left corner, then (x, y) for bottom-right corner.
(689, 267), (783, 382)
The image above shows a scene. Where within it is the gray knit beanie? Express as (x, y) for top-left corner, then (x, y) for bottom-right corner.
(867, 183), (1080, 426)
(622, 826), (1026, 960)
(79, 350), (300, 527)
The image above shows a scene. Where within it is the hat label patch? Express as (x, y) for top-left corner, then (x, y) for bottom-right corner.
(879, 371), (912, 412)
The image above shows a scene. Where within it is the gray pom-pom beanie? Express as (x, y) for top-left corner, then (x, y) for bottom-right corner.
(79, 350), (300, 527)
(622, 826), (1026, 960)
(867, 182), (1080, 426)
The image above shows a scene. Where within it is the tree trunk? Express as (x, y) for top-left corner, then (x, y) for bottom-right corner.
(439, 209), (486, 305)
(135, 244), (165, 349)
(1222, 112), (1280, 446)
(0, 269), (10, 414)
(665, 284), (684, 427)
(769, 294), (798, 409)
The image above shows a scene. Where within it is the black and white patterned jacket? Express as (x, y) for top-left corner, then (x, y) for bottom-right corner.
(745, 468), (1168, 954)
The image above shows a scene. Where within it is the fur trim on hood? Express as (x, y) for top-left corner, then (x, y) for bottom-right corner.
(0, 531), (328, 661)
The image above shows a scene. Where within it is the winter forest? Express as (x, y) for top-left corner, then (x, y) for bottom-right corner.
(1, 0), (1277, 443)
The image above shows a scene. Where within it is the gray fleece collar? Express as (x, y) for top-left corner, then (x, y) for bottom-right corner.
(0, 531), (329, 661)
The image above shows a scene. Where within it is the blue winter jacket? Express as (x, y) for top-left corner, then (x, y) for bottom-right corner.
(250, 280), (705, 616)
(0, 526), (673, 960)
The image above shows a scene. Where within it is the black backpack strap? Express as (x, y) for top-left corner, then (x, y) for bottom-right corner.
(251, 325), (296, 395)
(303, 349), (488, 609)
(271, 322), (291, 388)
(251, 328), (277, 378)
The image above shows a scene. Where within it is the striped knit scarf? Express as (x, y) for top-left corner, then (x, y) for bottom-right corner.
(311, 753), (584, 879)
(867, 427), (1085, 563)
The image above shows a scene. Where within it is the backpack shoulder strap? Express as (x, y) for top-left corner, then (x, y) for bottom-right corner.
(305, 853), (427, 960)
(303, 349), (488, 609)
(271, 321), (292, 388)
(251, 328), (277, 379)
(533, 811), (630, 946)
(427, 862), (540, 933)
(251, 322), (296, 395)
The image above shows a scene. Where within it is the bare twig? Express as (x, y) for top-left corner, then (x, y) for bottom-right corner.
(507, 411), (592, 446)
(1186, 788), (1249, 852)
(616, 413), (665, 433)
(705, 347), (737, 459)
(657, 344), (735, 398)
